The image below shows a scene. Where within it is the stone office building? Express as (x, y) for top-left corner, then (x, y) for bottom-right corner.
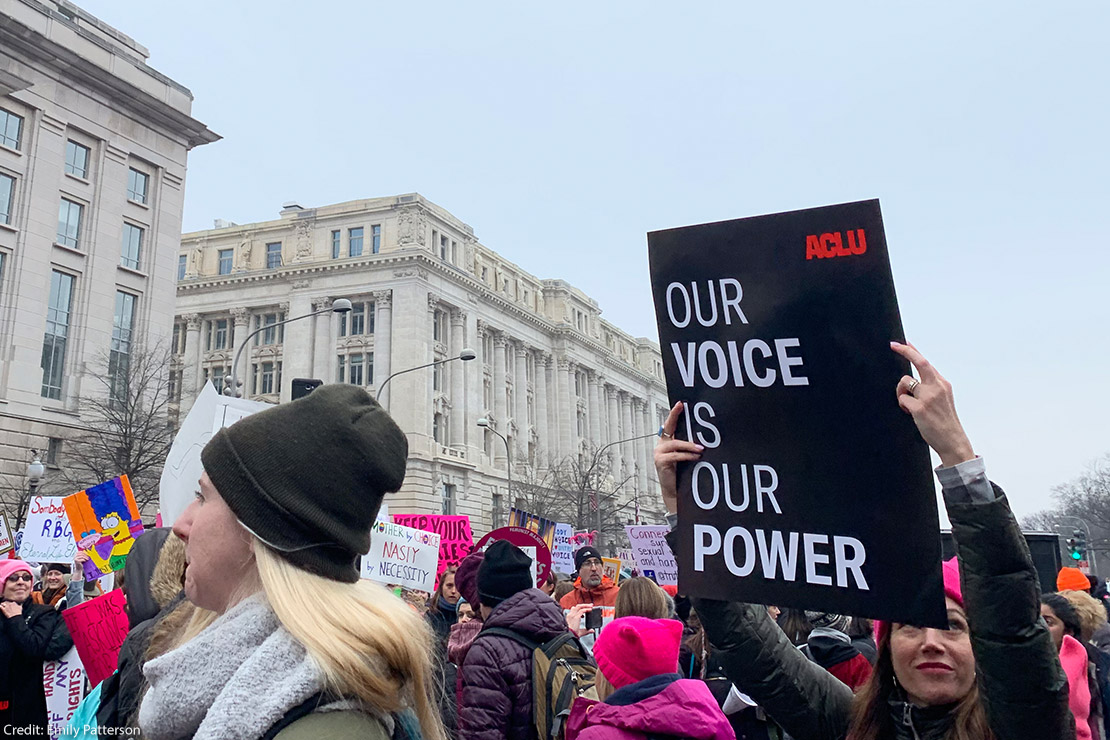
(174, 194), (670, 536)
(0, 0), (217, 512)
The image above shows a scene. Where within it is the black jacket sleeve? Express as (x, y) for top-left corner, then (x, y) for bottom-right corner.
(947, 490), (1074, 740)
(666, 530), (854, 740)
(4, 604), (72, 660)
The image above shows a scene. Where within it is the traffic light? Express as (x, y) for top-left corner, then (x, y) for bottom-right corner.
(1067, 529), (1087, 561)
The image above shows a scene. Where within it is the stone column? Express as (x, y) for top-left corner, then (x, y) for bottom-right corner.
(493, 332), (509, 466)
(607, 387), (622, 476)
(514, 344), (528, 441)
(633, 398), (648, 496)
(588, 370), (603, 448)
(230, 307), (251, 396)
(311, 297), (332, 382)
(373, 290), (392, 406)
(621, 393), (635, 481)
(534, 351), (550, 458)
(280, 295), (313, 402)
(182, 313), (202, 399)
(556, 357), (573, 457)
(449, 308), (467, 448)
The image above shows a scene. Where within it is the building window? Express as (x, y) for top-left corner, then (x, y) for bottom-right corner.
(338, 301), (374, 336)
(178, 254), (187, 280)
(127, 167), (149, 204)
(266, 242), (282, 269)
(349, 353), (364, 385)
(121, 223), (143, 270)
(442, 484), (456, 516)
(331, 230), (341, 259)
(337, 352), (373, 385)
(0, 173), (13, 225)
(0, 108), (22, 150)
(349, 227), (364, 257)
(253, 361), (276, 395)
(171, 322), (185, 355)
(371, 224), (381, 254)
(41, 270), (75, 399)
(433, 413), (446, 445)
(57, 198), (83, 249)
(254, 312), (284, 345)
(207, 318), (229, 350)
(46, 438), (63, 468)
(433, 363), (443, 392)
(109, 291), (136, 405)
(65, 140), (90, 178)
(218, 249), (233, 275)
(432, 308), (446, 343)
(439, 233), (449, 261)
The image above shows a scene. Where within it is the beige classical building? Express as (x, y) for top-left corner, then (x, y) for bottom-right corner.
(0, 0), (217, 511)
(174, 194), (669, 537)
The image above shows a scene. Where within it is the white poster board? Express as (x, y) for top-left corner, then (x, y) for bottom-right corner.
(360, 520), (441, 592)
(551, 523), (575, 575)
(0, 512), (13, 555)
(19, 497), (77, 564)
(44, 646), (85, 740)
(625, 525), (678, 586)
(159, 383), (272, 526)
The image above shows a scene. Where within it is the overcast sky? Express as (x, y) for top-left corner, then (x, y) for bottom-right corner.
(79, 1), (1109, 520)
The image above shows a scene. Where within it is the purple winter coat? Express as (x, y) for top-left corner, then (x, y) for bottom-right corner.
(566, 674), (735, 740)
(458, 588), (570, 740)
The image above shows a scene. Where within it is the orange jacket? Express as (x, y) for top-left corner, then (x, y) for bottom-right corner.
(559, 575), (619, 609)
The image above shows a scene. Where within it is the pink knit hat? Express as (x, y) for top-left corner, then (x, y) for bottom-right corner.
(876, 557), (963, 643)
(594, 616), (684, 689)
(0, 559), (34, 588)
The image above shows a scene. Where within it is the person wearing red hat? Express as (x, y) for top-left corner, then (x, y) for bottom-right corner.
(654, 343), (1073, 740)
(566, 616), (734, 740)
(0, 559), (73, 734)
(1059, 567), (1093, 593)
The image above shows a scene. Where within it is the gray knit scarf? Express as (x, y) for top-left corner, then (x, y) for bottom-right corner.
(138, 594), (325, 740)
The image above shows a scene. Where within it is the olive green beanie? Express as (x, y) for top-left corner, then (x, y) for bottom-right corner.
(201, 384), (407, 582)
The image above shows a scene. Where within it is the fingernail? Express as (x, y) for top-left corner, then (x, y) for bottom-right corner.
(694, 445), (704, 451)
(889, 341), (901, 348)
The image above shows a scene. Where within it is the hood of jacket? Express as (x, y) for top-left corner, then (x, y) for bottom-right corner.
(483, 588), (568, 642)
(804, 628), (862, 669)
(566, 674), (733, 740)
(123, 528), (173, 628)
(1060, 634), (1093, 740)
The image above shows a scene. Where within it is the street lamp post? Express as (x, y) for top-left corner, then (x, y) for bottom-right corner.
(16, 452), (45, 531)
(226, 299), (354, 398)
(375, 349), (477, 404)
(590, 429), (664, 548)
(477, 417), (510, 527)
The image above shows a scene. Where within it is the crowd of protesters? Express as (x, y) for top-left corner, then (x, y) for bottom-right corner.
(3, 345), (1110, 740)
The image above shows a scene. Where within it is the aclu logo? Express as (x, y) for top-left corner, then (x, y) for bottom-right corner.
(805, 229), (867, 260)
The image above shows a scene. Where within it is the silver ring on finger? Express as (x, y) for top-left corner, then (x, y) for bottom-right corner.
(908, 379), (920, 396)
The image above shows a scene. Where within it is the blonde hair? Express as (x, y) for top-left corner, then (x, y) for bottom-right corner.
(1060, 589), (1109, 643)
(615, 577), (669, 619)
(255, 544), (445, 740)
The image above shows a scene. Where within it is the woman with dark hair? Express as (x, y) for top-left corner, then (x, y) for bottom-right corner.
(654, 343), (1072, 740)
(427, 566), (461, 649)
(1043, 593), (1097, 740)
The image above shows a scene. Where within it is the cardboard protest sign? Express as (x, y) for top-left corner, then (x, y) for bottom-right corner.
(18, 497), (77, 564)
(0, 513), (13, 556)
(62, 589), (129, 687)
(391, 514), (473, 586)
(159, 382), (272, 526)
(551, 523), (575, 574)
(625, 525), (678, 586)
(508, 508), (557, 550)
(601, 557), (622, 585)
(43, 646), (85, 740)
(63, 476), (144, 581)
(648, 199), (945, 627)
(474, 526), (552, 585)
(360, 520), (441, 592)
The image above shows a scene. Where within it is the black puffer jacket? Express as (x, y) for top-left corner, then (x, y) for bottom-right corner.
(458, 588), (569, 740)
(683, 484), (1073, 740)
(0, 600), (73, 733)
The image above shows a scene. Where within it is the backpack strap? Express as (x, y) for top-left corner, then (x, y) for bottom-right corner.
(261, 693), (325, 740)
(478, 627), (540, 651)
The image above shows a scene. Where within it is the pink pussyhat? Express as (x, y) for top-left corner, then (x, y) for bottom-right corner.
(594, 616), (685, 689)
(0, 559), (34, 587)
(875, 557), (963, 643)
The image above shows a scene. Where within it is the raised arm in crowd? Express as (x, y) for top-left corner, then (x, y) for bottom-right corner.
(654, 341), (1074, 740)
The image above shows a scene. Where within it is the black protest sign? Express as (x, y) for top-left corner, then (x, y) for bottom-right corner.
(648, 199), (945, 627)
